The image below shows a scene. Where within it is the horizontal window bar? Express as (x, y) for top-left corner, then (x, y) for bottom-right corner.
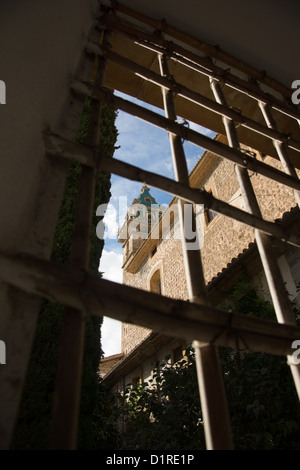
(87, 43), (300, 153)
(70, 81), (300, 192)
(1, 252), (300, 358)
(45, 132), (300, 248)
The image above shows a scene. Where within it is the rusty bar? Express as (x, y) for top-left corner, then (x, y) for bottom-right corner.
(45, 133), (300, 249)
(86, 44), (300, 154)
(210, 78), (300, 401)
(70, 81), (300, 192)
(108, 0), (291, 99)
(1, 252), (300, 357)
(98, 15), (300, 122)
(0, 13), (100, 451)
(258, 102), (300, 208)
(158, 52), (233, 450)
(50, 21), (110, 449)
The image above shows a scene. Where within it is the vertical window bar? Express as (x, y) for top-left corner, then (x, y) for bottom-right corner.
(158, 53), (233, 450)
(258, 102), (300, 208)
(50, 20), (111, 450)
(209, 78), (300, 400)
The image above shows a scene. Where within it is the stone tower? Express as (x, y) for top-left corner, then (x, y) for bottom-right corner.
(118, 185), (165, 355)
(118, 185), (163, 267)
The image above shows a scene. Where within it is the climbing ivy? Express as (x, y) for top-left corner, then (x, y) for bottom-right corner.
(97, 281), (300, 450)
(12, 96), (118, 450)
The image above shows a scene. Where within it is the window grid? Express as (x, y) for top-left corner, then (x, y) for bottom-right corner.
(2, 1), (300, 450)
(44, 4), (300, 449)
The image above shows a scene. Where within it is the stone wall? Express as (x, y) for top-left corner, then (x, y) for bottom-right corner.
(202, 154), (299, 282)
(99, 353), (124, 378)
(122, 150), (300, 355)
(122, 225), (189, 354)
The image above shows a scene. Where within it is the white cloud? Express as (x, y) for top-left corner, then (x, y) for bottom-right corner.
(99, 249), (123, 357)
(99, 249), (123, 283)
(114, 116), (171, 170)
(101, 202), (119, 240)
(98, 93), (217, 358)
(101, 317), (122, 357)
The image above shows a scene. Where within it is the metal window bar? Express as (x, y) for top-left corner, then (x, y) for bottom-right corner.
(0, 7), (104, 449)
(94, 4), (300, 447)
(71, 82), (300, 194)
(258, 102), (300, 208)
(1, 252), (300, 356)
(98, 14), (300, 123)
(209, 78), (300, 400)
(158, 52), (233, 449)
(87, 44), (300, 154)
(48, 5), (300, 448)
(49, 18), (112, 450)
(71, 81), (300, 197)
(46, 133), (300, 247)
(68, 85), (300, 250)
(49, 6), (300, 449)
(1, 1), (300, 451)
(107, 0), (290, 100)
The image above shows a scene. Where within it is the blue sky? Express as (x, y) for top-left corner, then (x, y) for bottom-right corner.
(99, 91), (215, 357)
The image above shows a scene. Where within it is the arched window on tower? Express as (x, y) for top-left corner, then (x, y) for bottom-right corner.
(150, 269), (162, 295)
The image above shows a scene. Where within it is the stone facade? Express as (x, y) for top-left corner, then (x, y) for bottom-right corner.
(122, 235), (189, 354)
(99, 353), (124, 378)
(201, 153), (300, 283)
(119, 135), (300, 356)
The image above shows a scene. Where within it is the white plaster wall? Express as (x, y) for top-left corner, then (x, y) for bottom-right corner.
(0, 0), (97, 254)
(0, 0), (98, 448)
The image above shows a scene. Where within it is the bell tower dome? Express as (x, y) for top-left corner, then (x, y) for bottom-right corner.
(118, 185), (163, 266)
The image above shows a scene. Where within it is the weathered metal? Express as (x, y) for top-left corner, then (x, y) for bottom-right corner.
(86, 44), (300, 153)
(210, 77), (300, 400)
(45, 133), (300, 248)
(2, 0), (300, 452)
(70, 81), (300, 192)
(1, 252), (299, 358)
(158, 52), (233, 450)
(259, 102), (300, 208)
(50, 21), (111, 450)
(98, 15), (300, 122)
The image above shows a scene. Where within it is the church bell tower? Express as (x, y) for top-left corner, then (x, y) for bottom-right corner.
(118, 185), (163, 266)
